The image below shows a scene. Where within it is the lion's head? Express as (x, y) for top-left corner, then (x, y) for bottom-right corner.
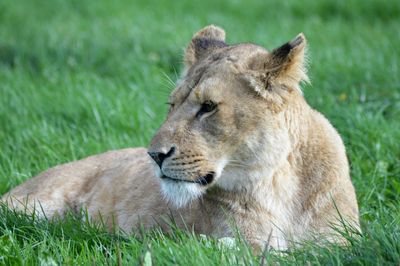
(148, 25), (309, 207)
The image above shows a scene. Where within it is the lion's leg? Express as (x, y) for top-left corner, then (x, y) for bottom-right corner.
(309, 192), (360, 245)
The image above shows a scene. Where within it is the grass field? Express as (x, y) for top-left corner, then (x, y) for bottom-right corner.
(1, 0), (399, 264)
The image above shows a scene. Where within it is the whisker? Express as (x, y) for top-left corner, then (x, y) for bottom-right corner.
(161, 71), (176, 88)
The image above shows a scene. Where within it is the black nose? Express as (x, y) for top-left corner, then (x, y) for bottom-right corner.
(148, 147), (175, 168)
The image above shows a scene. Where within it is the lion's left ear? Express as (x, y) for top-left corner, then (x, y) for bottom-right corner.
(245, 33), (309, 96)
(184, 25), (227, 69)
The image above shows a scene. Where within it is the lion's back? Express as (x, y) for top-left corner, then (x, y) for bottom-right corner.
(1, 147), (165, 223)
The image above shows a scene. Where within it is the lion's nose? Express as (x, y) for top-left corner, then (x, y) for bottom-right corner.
(147, 146), (175, 168)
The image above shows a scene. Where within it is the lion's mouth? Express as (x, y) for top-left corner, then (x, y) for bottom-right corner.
(161, 172), (215, 186)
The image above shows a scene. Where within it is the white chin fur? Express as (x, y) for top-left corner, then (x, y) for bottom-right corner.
(160, 180), (204, 208)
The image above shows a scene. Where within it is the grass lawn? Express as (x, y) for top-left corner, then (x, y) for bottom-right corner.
(0, 0), (399, 264)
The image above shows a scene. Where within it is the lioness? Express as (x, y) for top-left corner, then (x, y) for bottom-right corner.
(2, 25), (359, 250)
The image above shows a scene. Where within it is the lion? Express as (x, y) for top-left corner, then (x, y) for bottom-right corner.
(1, 25), (360, 250)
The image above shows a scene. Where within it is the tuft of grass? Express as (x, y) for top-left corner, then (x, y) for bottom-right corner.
(0, 0), (399, 264)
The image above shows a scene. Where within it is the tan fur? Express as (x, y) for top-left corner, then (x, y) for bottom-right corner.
(1, 25), (360, 250)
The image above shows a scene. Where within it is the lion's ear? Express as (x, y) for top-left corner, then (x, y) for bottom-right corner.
(184, 25), (227, 68)
(247, 33), (309, 95)
(268, 33), (309, 85)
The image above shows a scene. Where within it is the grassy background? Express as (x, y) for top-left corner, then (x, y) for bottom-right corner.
(0, 0), (399, 264)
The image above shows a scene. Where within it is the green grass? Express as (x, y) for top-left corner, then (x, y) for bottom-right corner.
(0, 0), (399, 264)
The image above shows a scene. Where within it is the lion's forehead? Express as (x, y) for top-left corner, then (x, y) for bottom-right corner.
(170, 44), (268, 104)
(171, 68), (223, 104)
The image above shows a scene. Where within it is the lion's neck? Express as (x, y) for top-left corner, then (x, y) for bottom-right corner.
(207, 95), (312, 220)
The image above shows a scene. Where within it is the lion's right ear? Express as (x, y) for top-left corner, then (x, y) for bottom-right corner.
(244, 33), (309, 97)
(184, 25), (227, 69)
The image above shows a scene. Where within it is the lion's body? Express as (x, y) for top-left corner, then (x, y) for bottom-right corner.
(1, 25), (359, 250)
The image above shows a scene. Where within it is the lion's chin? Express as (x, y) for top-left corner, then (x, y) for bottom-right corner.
(160, 179), (204, 208)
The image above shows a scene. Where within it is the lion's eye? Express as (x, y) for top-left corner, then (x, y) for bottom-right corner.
(196, 100), (217, 118)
